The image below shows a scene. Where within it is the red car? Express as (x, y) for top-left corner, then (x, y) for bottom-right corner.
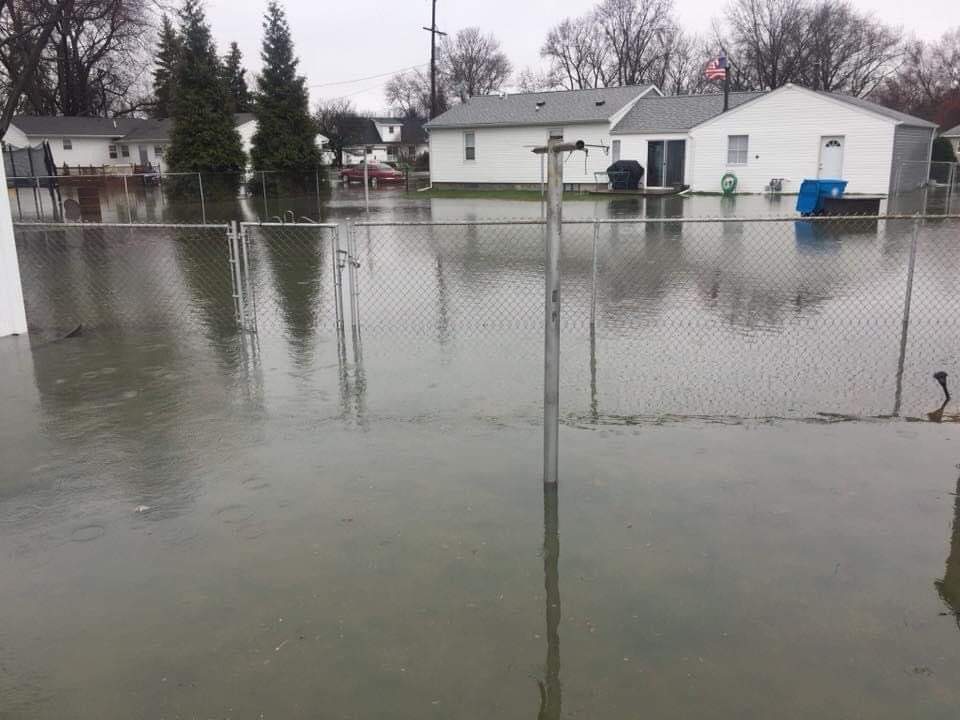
(341, 163), (404, 185)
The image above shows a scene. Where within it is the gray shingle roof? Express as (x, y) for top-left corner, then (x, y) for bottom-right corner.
(11, 115), (141, 137)
(12, 113), (259, 142)
(817, 92), (937, 128)
(611, 92), (766, 134)
(121, 119), (172, 142)
(942, 124), (960, 137)
(425, 85), (657, 129)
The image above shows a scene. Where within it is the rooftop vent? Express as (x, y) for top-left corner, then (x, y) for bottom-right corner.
(595, 100), (606, 106)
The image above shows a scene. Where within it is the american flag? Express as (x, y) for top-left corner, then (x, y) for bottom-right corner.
(705, 55), (727, 81)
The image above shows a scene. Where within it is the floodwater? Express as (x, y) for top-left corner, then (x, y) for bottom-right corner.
(4, 184), (960, 717)
(2, 326), (960, 718)
(8, 175), (960, 225)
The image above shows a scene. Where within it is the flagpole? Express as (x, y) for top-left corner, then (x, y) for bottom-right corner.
(722, 50), (729, 112)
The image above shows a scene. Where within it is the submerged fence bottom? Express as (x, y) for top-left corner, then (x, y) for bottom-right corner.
(10, 215), (960, 420)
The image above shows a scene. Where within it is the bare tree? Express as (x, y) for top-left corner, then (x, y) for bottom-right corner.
(0, 0), (67, 137)
(802, 0), (900, 95)
(315, 98), (372, 166)
(384, 68), (443, 118)
(871, 29), (960, 126)
(723, 0), (810, 89)
(440, 27), (511, 102)
(514, 66), (563, 92)
(541, 15), (611, 89)
(595, 0), (676, 87)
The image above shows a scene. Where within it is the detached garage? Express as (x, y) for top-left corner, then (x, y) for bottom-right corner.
(686, 84), (937, 195)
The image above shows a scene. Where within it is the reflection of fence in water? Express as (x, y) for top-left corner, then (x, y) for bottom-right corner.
(13, 222), (234, 338)
(11, 215), (960, 419)
(351, 216), (960, 418)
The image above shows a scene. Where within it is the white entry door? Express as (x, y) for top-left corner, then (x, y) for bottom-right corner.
(818, 136), (844, 178)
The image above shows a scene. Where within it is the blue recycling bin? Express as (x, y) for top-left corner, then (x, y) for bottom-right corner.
(796, 179), (848, 216)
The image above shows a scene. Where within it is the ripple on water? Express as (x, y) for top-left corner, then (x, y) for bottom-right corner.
(214, 504), (254, 524)
(70, 524), (105, 542)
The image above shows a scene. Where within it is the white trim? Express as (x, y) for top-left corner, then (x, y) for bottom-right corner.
(607, 85), (661, 128)
(463, 130), (476, 162)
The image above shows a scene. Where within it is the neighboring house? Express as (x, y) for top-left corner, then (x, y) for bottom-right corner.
(338, 116), (429, 165)
(942, 124), (960, 156)
(426, 84), (661, 189)
(426, 83), (936, 194)
(4, 113), (327, 174)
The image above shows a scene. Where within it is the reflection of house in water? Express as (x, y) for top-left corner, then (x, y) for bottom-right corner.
(936, 474), (960, 628)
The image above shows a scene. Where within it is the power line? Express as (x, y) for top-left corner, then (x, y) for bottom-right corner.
(308, 63), (427, 89)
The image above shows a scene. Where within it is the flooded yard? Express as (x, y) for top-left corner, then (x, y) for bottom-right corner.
(3, 186), (960, 717)
(2, 329), (960, 718)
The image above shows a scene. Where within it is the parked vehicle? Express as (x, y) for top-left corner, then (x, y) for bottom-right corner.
(341, 163), (404, 185)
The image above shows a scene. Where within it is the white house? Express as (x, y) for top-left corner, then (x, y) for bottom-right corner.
(426, 83), (936, 195)
(942, 124), (960, 156)
(681, 85), (937, 194)
(4, 113), (330, 174)
(426, 85), (660, 188)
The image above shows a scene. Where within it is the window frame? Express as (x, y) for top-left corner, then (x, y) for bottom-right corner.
(463, 131), (476, 161)
(62, 137), (72, 150)
(108, 144), (118, 159)
(727, 135), (749, 166)
(154, 145), (165, 157)
(120, 144), (130, 158)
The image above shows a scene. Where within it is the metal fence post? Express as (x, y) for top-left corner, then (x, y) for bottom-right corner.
(228, 221), (247, 330)
(893, 214), (920, 416)
(197, 173), (207, 225)
(347, 224), (361, 334)
(590, 219), (600, 421)
(543, 139), (563, 486)
(122, 174), (132, 223)
(239, 222), (256, 332)
(332, 226), (346, 332)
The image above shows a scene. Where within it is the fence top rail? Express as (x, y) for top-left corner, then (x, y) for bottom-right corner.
(352, 213), (960, 228)
(6, 168), (336, 181)
(13, 221), (230, 230)
(240, 221), (339, 229)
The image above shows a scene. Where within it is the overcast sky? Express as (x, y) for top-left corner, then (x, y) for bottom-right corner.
(205, 0), (951, 114)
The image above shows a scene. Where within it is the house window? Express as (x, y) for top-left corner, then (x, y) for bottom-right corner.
(108, 144), (118, 159)
(464, 131), (476, 161)
(154, 145), (165, 157)
(388, 125), (394, 133)
(62, 138), (72, 150)
(611, 139), (621, 162)
(727, 135), (748, 165)
(120, 144), (130, 158)
(548, 127), (564, 140)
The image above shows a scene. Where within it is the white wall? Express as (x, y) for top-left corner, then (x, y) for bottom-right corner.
(19, 134), (170, 172)
(429, 122), (616, 185)
(3, 123), (29, 147)
(0, 159), (28, 336)
(689, 86), (897, 194)
(374, 122), (402, 143)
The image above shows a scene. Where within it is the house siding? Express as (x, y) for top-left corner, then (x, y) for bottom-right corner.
(890, 125), (935, 194)
(429, 122), (615, 187)
(688, 86), (897, 194)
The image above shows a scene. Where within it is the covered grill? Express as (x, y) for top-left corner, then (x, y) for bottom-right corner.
(606, 160), (645, 190)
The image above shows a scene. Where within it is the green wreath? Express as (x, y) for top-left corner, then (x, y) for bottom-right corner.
(720, 173), (738, 195)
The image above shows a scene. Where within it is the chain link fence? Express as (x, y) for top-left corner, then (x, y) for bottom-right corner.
(10, 214), (960, 420)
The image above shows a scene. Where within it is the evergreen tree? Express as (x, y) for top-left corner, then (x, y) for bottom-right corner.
(152, 15), (182, 119)
(166, 0), (245, 182)
(222, 42), (251, 114)
(250, 1), (320, 177)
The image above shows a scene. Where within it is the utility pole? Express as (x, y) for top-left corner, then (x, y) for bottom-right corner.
(422, 0), (446, 119)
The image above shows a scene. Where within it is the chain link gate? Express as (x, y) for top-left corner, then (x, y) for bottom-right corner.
(235, 222), (346, 338)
